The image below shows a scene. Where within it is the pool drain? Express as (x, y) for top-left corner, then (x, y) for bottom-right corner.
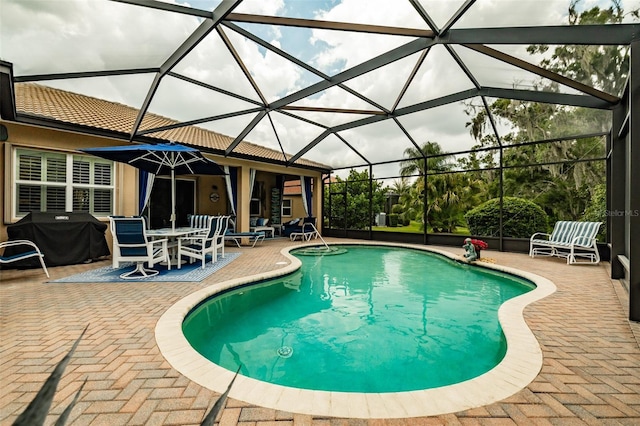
(277, 346), (293, 358)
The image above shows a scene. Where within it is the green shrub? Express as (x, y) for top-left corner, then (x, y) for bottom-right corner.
(582, 183), (606, 241)
(388, 213), (399, 227)
(465, 197), (548, 238)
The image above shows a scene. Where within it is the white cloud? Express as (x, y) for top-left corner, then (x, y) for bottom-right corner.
(1, 0), (200, 74)
(234, 0), (285, 16)
(1, 0), (635, 173)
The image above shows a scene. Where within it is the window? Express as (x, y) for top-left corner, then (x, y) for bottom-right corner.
(14, 148), (114, 217)
(250, 198), (261, 216)
(282, 199), (292, 217)
(250, 180), (263, 217)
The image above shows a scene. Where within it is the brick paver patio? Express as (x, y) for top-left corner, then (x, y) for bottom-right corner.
(1, 238), (639, 425)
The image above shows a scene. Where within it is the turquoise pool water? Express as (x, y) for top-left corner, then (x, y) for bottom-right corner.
(182, 245), (535, 393)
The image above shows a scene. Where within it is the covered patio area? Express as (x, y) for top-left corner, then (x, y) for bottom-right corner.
(1, 238), (639, 424)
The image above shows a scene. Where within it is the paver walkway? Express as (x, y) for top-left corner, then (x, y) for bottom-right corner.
(1, 238), (639, 425)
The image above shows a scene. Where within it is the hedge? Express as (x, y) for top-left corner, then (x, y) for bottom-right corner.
(464, 197), (548, 238)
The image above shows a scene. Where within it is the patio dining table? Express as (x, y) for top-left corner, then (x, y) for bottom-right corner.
(146, 227), (204, 265)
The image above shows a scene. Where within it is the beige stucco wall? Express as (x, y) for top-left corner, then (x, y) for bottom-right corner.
(1, 121), (138, 246)
(282, 195), (308, 222)
(1, 120), (324, 251)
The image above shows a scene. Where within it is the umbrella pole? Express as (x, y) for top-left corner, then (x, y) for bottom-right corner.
(171, 167), (176, 231)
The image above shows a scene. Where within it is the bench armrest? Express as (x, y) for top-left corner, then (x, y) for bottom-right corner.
(530, 232), (551, 241)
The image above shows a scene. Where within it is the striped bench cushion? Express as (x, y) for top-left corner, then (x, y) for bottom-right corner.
(548, 221), (577, 244)
(571, 222), (601, 247)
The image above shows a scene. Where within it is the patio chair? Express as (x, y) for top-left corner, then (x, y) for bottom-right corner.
(188, 214), (210, 229)
(182, 213), (214, 247)
(110, 216), (170, 279)
(0, 239), (50, 277)
(177, 215), (224, 269)
(213, 215), (230, 258)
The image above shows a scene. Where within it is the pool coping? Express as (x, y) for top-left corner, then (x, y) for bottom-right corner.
(155, 242), (557, 419)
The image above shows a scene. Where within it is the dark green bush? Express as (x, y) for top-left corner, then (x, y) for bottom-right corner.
(464, 197), (548, 238)
(388, 213), (399, 227)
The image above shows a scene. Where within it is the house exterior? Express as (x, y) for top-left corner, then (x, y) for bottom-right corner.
(282, 179), (309, 222)
(1, 81), (330, 250)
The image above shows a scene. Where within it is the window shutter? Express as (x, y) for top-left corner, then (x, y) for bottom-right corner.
(93, 189), (112, 214)
(46, 187), (66, 211)
(46, 156), (66, 183)
(18, 154), (41, 181)
(73, 160), (90, 184)
(94, 162), (112, 185)
(17, 184), (41, 214)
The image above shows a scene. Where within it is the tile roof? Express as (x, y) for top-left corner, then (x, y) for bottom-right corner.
(14, 83), (330, 170)
(283, 179), (302, 195)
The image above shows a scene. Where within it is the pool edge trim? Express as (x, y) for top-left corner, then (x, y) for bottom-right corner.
(155, 242), (556, 419)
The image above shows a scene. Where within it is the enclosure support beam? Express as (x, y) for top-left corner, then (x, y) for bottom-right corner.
(368, 166), (373, 240)
(498, 147), (504, 252)
(629, 41), (640, 323)
(609, 105), (626, 280)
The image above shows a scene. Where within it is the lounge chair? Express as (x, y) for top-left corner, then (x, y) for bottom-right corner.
(110, 216), (170, 279)
(225, 231), (265, 248)
(290, 217), (319, 241)
(224, 218), (265, 247)
(282, 217), (317, 237)
(251, 217), (275, 238)
(529, 220), (601, 264)
(0, 239), (50, 277)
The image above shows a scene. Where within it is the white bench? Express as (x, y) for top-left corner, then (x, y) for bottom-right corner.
(529, 221), (601, 264)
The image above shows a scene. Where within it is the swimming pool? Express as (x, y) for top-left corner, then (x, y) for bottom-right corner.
(156, 242), (556, 418)
(182, 246), (535, 393)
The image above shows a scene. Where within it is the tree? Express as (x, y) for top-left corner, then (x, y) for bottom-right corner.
(529, 0), (636, 97)
(399, 141), (454, 177)
(398, 141), (484, 233)
(390, 177), (413, 225)
(424, 172), (484, 233)
(324, 169), (386, 230)
(463, 0), (636, 225)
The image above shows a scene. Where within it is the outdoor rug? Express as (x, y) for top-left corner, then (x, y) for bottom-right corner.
(49, 252), (240, 283)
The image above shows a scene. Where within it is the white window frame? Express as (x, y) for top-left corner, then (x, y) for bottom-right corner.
(13, 147), (115, 218)
(282, 198), (292, 217)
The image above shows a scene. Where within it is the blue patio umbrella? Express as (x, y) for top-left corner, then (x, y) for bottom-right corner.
(81, 142), (225, 230)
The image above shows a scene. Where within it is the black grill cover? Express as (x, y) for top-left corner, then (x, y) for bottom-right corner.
(4, 212), (110, 268)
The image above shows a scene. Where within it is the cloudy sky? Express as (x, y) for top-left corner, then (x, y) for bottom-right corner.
(1, 0), (638, 179)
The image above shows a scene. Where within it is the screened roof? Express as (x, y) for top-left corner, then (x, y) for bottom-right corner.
(2, 0), (639, 177)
